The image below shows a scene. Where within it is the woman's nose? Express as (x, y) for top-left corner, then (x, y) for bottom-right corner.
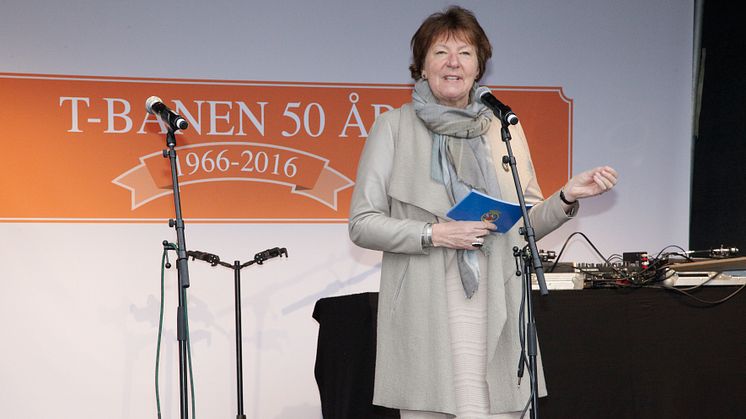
(446, 52), (460, 67)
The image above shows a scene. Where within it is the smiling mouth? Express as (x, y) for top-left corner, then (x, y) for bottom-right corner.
(444, 76), (462, 80)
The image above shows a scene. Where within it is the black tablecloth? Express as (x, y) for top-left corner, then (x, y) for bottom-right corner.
(314, 287), (746, 418)
(313, 292), (399, 418)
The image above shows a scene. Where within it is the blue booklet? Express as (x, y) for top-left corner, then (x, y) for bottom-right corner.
(446, 190), (531, 233)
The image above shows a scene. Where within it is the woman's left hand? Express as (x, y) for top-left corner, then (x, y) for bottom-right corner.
(562, 166), (618, 201)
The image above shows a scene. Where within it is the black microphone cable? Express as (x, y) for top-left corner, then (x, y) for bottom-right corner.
(157, 242), (196, 419)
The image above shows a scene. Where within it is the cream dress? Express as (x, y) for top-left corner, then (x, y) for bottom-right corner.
(399, 249), (527, 419)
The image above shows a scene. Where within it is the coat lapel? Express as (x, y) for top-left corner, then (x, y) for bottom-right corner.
(388, 104), (452, 218)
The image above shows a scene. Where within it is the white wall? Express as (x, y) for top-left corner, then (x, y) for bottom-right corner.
(0, 1), (693, 417)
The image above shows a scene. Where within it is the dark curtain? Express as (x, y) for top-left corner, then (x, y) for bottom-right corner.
(690, 2), (746, 250)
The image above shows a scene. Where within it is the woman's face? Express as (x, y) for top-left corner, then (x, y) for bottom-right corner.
(422, 33), (479, 108)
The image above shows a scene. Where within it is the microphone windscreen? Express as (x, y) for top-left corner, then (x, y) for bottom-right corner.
(145, 96), (162, 114)
(475, 86), (492, 102)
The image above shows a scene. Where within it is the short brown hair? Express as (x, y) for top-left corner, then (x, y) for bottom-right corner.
(409, 6), (492, 81)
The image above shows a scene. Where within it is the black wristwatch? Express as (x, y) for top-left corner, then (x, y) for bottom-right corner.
(560, 190), (577, 205)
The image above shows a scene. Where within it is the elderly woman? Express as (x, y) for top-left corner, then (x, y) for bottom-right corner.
(349, 6), (617, 418)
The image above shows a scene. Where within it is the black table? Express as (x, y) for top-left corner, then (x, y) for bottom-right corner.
(314, 287), (746, 418)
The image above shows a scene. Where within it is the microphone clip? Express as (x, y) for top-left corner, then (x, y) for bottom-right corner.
(254, 247), (288, 265)
(187, 250), (221, 266)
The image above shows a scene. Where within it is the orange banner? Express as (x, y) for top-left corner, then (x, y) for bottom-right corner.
(0, 73), (571, 222)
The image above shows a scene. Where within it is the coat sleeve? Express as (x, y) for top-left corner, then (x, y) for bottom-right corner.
(348, 111), (429, 255)
(528, 189), (578, 240)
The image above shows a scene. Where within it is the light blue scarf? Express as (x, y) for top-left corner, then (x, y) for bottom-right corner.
(412, 80), (502, 298)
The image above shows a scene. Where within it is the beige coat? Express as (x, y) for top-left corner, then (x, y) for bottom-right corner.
(349, 103), (575, 415)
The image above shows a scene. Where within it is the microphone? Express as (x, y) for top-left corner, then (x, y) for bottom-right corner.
(145, 96), (189, 131)
(187, 250), (220, 266)
(711, 247), (739, 258)
(476, 86), (519, 125)
(685, 246), (740, 258)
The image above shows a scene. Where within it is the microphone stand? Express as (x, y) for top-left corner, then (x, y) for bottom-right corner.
(162, 129), (192, 419)
(497, 115), (548, 419)
(186, 247), (288, 419)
